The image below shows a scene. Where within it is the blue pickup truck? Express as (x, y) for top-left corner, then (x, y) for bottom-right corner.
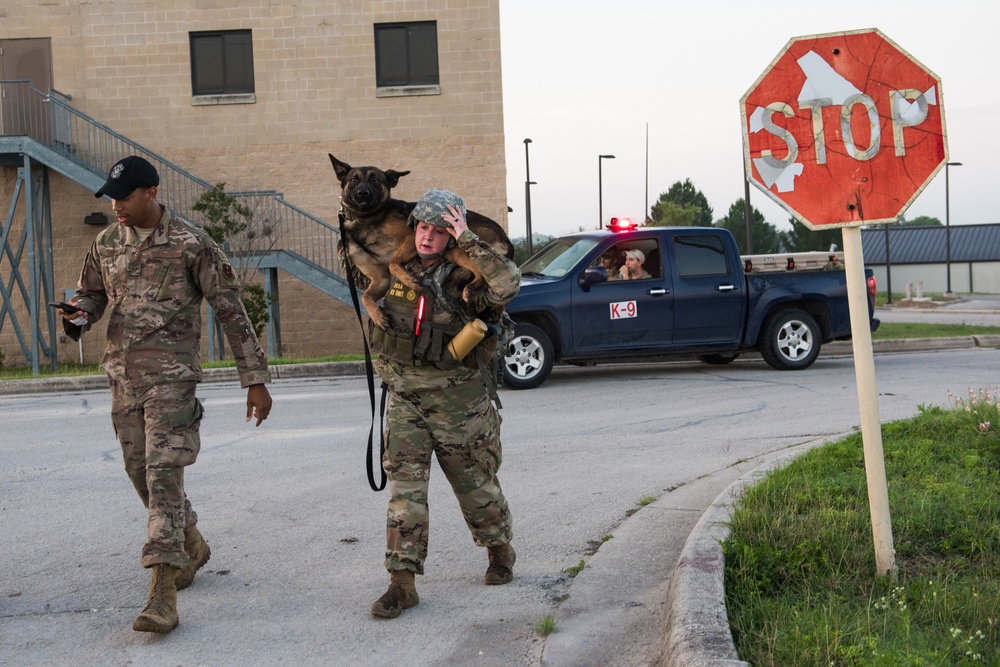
(501, 225), (879, 389)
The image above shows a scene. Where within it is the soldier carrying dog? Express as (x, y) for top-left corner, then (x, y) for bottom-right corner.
(365, 189), (519, 618)
(58, 155), (273, 634)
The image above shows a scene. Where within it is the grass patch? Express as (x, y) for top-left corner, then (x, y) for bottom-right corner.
(637, 494), (656, 507)
(0, 361), (103, 380)
(724, 389), (1000, 666)
(872, 321), (1000, 341)
(584, 534), (614, 555)
(534, 614), (557, 636)
(0, 354), (365, 381)
(562, 560), (586, 578)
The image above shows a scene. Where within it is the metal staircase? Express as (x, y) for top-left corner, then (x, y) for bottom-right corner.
(0, 80), (352, 370)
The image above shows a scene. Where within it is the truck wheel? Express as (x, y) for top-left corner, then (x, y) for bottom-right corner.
(760, 308), (821, 370)
(503, 323), (554, 389)
(698, 352), (740, 365)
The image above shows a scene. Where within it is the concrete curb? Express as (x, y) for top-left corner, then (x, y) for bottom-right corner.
(0, 360), (367, 396)
(821, 335), (994, 357)
(663, 443), (829, 667)
(662, 479), (748, 667)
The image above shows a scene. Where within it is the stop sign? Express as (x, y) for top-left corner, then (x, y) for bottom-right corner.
(741, 28), (947, 229)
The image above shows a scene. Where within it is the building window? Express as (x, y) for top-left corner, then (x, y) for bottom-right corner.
(190, 30), (255, 97)
(374, 21), (439, 88)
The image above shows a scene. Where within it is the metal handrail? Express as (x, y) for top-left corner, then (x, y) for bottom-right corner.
(0, 80), (343, 280)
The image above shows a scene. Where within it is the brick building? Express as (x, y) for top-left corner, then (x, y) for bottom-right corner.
(0, 0), (507, 369)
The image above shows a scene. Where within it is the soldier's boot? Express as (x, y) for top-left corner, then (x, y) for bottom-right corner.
(132, 564), (180, 633)
(370, 569), (419, 619)
(485, 543), (516, 585)
(175, 525), (211, 591)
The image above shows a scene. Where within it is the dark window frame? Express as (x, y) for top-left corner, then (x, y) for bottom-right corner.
(373, 21), (439, 88)
(190, 29), (255, 96)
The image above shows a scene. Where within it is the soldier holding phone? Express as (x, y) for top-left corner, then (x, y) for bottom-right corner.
(60, 156), (272, 634)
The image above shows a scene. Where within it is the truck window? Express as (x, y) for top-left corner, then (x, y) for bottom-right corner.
(674, 235), (729, 277)
(590, 240), (661, 281)
(520, 237), (599, 277)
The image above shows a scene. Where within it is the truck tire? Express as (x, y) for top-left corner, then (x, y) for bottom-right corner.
(760, 308), (821, 370)
(698, 352), (740, 365)
(503, 323), (554, 389)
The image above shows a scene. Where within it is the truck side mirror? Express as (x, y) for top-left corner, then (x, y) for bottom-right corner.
(578, 266), (608, 291)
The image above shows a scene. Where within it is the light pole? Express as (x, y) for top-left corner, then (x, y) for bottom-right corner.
(598, 154), (615, 229)
(945, 161), (962, 295)
(524, 139), (535, 257)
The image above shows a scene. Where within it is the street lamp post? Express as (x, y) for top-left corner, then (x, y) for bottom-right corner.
(524, 139), (535, 257)
(598, 154), (615, 229)
(945, 161), (962, 295)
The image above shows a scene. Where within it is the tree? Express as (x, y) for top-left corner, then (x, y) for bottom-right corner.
(781, 218), (843, 252)
(898, 215), (942, 227)
(649, 179), (713, 227)
(191, 183), (279, 338)
(510, 233), (554, 265)
(715, 199), (782, 254)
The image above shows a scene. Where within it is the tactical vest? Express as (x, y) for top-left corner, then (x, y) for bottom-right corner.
(369, 265), (466, 369)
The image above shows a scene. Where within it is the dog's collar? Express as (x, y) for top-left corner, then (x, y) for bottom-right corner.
(338, 206), (357, 222)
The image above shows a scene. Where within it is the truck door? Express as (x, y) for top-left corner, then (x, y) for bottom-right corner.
(669, 233), (745, 347)
(570, 237), (674, 352)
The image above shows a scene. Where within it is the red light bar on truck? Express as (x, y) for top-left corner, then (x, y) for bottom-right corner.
(608, 217), (637, 232)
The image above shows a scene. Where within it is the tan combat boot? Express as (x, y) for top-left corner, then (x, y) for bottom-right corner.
(485, 543), (516, 585)
(370, 569), (419, 619)
(175, 525), (211, 591)
(133, 564), (180, 633)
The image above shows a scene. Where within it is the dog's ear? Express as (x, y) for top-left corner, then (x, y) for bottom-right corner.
(384, 169), (411, 190)
(329, 154), (352, 183)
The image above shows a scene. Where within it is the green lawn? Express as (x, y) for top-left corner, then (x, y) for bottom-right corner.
(725, 391), (1000, 666)
(872, 321), (1000, 340)
(0, 354), (364, 380)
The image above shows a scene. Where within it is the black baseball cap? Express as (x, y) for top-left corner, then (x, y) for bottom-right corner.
(95, 156), (159, 199)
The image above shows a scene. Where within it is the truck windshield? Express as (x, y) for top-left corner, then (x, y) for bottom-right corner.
(520, 237), (599, 278)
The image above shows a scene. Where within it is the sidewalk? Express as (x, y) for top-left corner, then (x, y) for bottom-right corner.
(7, 334), (1000, 397)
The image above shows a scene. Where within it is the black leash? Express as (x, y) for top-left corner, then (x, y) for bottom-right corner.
(338, 209), (387, 492)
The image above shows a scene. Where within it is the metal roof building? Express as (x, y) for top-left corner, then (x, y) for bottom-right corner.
(861, 224), (1000, 295)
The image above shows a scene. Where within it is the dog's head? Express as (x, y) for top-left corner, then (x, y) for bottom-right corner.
(329, 154), (410, 217)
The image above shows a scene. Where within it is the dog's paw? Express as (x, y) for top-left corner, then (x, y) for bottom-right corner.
(462, 284), (478, 303)
(367, 307), (391, 330)
(399, 273), (423, 292)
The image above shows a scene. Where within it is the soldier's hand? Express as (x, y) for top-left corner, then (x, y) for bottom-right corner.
(246, 383), (272, 426)
(442, 204), (469, 238)
(60, 300), (89, 325)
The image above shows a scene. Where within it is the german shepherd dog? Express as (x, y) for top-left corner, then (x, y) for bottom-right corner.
(330, 154), (514, 329)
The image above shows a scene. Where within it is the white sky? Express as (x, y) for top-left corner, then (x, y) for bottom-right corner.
(499, 1), (998, 239)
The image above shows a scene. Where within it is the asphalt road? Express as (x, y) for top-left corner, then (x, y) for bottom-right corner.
(4, 326), (1000, 665)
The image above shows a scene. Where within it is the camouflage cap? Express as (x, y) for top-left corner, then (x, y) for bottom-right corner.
(408, 188), (466, 228)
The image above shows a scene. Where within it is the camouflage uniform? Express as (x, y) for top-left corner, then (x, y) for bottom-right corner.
(66, 206), (270, 569)
(370, 224), (520, 575)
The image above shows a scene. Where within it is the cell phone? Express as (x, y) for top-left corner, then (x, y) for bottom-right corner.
(48, 301), (82, 314)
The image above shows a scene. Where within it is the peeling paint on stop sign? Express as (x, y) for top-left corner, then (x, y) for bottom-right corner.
(740, 28), (948, 229)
